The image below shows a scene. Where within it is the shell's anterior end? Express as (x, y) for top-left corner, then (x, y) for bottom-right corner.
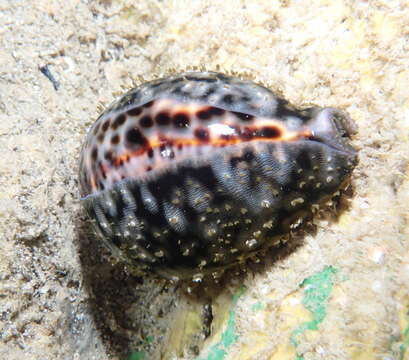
(78, 71), (358, 278)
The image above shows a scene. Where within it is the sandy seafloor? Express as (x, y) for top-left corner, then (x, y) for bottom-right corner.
(1, 1), (409, 359)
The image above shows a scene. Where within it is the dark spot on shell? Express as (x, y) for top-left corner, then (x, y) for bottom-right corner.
(126, 127), (147, 146)
(104, 150), (113, 161)
(146, 166), (152, 171)
(111, 134), (120, 145)
(240, 95), (252, 103)
(155, 112), (171, 126)
(197, 108), (212, 120)
(173, 113), (190, 128)
(243, 148), (255, 161)
(222, 94), (235, 104)
(230, 156), (243, 168)
(194, 128), (210, 141)
(209, 107), (225, 116)
(229, 148), (255, 168)
(140, 115), (153, 128)
(147, 148), (154, 158)
(91, 147), (98, 161)
(99, 162), (107, 179)
(258, 126), (281, 138)
(127, 107), (143, 117)
(112, 114), (126, 130)
(97, 134), (104, 143)
(199, 86), (218, 99)
(102, 119), (110, 132)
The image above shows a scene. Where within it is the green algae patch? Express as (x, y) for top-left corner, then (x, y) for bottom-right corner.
(124, 335), (154, 360)
(125, 351), (145, 360)
(290, 266), (339, 360)
(399, 318), (409, 360)
(146, 335), (154, 344)
(251, 301), (266, 312)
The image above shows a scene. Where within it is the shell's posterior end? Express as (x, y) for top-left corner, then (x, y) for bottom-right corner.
(323, 107), (358, 137)
(308, 107), (358, 159)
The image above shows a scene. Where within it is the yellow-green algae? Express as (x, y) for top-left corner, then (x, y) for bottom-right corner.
(291, 266), (338, 360)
